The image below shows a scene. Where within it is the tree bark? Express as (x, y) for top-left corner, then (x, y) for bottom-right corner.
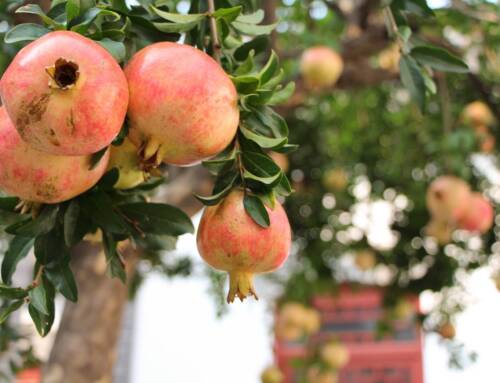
(42, 167), (212, 383)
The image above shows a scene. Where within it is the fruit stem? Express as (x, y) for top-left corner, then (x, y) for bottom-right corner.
(227, 271), (258, 303)
(383, 6), (405, 52)
(207, 0), (222, 63)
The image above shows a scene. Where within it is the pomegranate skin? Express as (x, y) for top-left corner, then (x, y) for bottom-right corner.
(197, 190), (291, 302)
(0, 107), (109, 203)
(300, 46), (344, 90)
(0, 31), (128, 156)
(125, 42), (239, 166)
(457, 193), (494, 233)
(426, 176), (471, 223)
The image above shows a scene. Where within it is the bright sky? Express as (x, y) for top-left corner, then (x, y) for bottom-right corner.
(130, 216), (500, 383)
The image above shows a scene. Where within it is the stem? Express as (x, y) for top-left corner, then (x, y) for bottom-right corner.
(235, 140), (247, 193)
(383, 6), (403, 49)
(207, 0), (221, 63)
(31, 265), (45, 288)
(437, 73), (452, 172)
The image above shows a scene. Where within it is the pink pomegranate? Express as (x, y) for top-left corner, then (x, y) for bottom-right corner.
(426, 176), (471, 223)
(300, 46), (344, 90)
(197, 190), (291, 302)
(457, 193), (494, 233)
(125, 42), (239, 166)
(0, 107), (109, 203)
(0, 31), (128, 156)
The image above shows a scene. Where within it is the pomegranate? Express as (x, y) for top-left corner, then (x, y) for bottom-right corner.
(320, 342), (350, 369)
(302, 307), (321, 335)
(269, 152), (289, 172)
(300, 46), (344, 90)
(276, 303), (320, 340)
(424, 219), (452, 245)
(0, 31), (128, 156)
(426, 176), (471, 223)
(197, 190), (291, 302)
(462, 101), (495, 127)
(437, 322), (456, 340)
(456, 192), (494, 233)
(107, 138), (146, 190)
(0, 107), (109, 203)
(391, 298), (414, 321)
(322, 168), (348, 192)
(261, 366), (284, 383)
(125, 42), (239, 166)
(354, 249), (377, 271)
(306, 367), (338, 383)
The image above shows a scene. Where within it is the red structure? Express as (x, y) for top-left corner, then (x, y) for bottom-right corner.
(275, 285), (424, 383)
(15, 368), (41, 383)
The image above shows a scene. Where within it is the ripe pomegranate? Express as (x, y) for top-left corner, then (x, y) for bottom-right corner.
(320, 342), (350, 369)
(125, 42), (239, 166)
(354, 249), (377, 271)
(425, 219), (453, 245)
(378, 44), (400, 72)
(462, 101), (495, 127)
(426, 176), (471, 223)
(0, 107), (109, 203)
(303, 307), (321, 335)
(197, 190), (291, 302)
(391, 298), (414, 321)
(269, 152), (289, 172)
(456, 193), (494, 233)
(300, 46), (344, 90)
(437, 322), (456, 340)
(261, 366), (284, 383)
(480, 132), (495, 153)
(306, 367), (338, 383)
(322, 168), (348, 192)
(107, 138), (146, 190)
(0, 31), (128, 156)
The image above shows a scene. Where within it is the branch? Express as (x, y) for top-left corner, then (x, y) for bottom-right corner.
(207, 0), (221, 63)
(324, 1), (346, 20)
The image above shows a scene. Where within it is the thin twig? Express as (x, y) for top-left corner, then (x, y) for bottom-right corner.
(207, 0), (221, 63)
(383, 6), (403, 49)
(437, 73), (453, 172)
(31, 265), (45, 288)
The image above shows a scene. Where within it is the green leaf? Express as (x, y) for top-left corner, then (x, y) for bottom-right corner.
(102, 232), (126, 282)
(45, 261), (78, 302)
(71, 7), (120, 34)
(119, 203), (194, 236)
(240, 124), (287, 149)
(5, 205), (59, 237)
(97, 168), (120, 190)
(0, 300), (24, 325)
(151, 6), (205, 33)
(232, 20), (277, 36)
(213, 6), (242, 23)
(89, 147), (108, 170)
(66, 0), (81, 22)
(64, 201), (80, 247)
(236, 10), (265, 24)
(96, 38), (126, 63)
(111, 0), (129, 13)
(411, 46), (469, 73)
(399, 55), (426, 111)
(29, 283), (49, 316)
(28, 278), (55, 337)
(268, 82), (296, 105)
(15, 4), (63, 28)
(243, 194), (270, 228)
(0, 285), (28, 300)
(80, 192), (129, 234)
(259, 51), (279, 85)
(231, 75), (260, 94)
(234, 35), (269, 61)
(0, 197), (19, 212)
(1, 236), (35, 284)
(242, 151), (281, 180)
(195, 172), (238, 206)
(275, 173), (292, 197)
(34, 229), (68, 265)
(4, 23), (50, 44)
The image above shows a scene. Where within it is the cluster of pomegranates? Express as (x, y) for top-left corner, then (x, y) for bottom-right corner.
(0, 31), (292, 302)
(425, 175), (494, 244)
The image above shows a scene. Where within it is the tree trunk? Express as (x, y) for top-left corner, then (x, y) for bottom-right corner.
(42, 167), (212, 383)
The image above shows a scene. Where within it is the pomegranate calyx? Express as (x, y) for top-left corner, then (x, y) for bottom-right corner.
(46, 58), (80, 90)
(227, 271), (258, 303)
